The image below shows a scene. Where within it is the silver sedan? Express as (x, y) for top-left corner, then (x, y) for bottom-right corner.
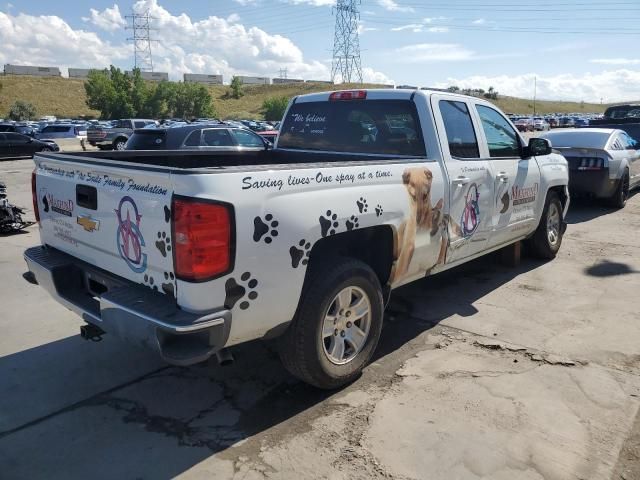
(541, 128), (640, 208)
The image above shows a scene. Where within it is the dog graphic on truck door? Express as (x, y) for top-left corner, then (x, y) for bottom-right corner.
(391, 167), (462, 284)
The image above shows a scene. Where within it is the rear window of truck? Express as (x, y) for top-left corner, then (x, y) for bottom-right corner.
(278, 100), (425, 156)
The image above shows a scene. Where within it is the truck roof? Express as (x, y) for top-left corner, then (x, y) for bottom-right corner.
(293, 88), (475, 104)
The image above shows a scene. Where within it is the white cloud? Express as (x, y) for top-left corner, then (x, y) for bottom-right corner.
(363, 67), (394, 85)
(0, 1), (392, 85)
(88, 4), (126, 32)
(435, 70), (640, 102)
(284, 0), (335, 5)
(472, 18), (485, 25)
(233, 0), (258, 5)
(394, 43), (474, 62)
(377, 0), (413, 13)
(427, 27), (449, 33)
(0, 11), (129, 70)
(590, 58), (640, 66)
(423, 16), (447, 24)
(391, 23), (423, 32)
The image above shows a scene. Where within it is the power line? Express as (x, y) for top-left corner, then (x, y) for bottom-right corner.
(331, 0), (363, 84)
(125, 10), (157, 72)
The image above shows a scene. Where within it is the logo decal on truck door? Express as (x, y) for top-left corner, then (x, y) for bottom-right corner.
(115, 196), (147, 273)
(461, 183), (480, 238)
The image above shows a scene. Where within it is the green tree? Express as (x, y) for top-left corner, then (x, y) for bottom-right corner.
(262, 96), (289, 121)
(8, 100), (37, 121)
(84, 66), (134, 119)
(168, 83), (216, 119)
(230, 76), (244, 99)
(84, 66), (216, 120)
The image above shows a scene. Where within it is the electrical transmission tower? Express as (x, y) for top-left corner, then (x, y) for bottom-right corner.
(126, 10), (157, 72)
(279, 68), (288, 79)
(331, 0), (363, 84)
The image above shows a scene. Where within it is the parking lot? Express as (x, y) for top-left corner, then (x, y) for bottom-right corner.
(1, 153), (639, 479)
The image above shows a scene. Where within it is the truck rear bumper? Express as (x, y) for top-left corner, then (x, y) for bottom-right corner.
(24, 246), (231, 366)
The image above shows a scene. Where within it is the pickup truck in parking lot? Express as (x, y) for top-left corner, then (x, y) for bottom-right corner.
(25, 89), (569, 389)
(87, 119), (156, 150)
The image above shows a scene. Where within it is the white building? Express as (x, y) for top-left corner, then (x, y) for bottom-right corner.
(184, 73), (223, 85)
(236, 76), (271, 85)
(4, 64), (61, 77)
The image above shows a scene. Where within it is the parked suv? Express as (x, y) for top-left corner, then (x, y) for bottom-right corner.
(37, 124), (87, 140)
(125, 124), (272, 151)
(87, 119), (156, 150)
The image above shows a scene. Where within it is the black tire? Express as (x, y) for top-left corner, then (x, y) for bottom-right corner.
(278, 257), (384, 389)
(113, 138), (127, 151)
(96, 145), (109, 151)
(607, 170), (629, 209)
(526, 191), (564, 259)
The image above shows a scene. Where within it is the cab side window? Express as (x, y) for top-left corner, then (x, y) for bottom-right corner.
(476, 105), (520, 157)
(439, 100), (479, 159)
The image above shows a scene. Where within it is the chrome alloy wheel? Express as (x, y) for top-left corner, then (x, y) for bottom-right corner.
(547, 202), (561, 247)
(322, 286), (371, 365)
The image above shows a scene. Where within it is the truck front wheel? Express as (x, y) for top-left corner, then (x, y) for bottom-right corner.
(279, 257), (384, 389)
(526, 191), (564, 259)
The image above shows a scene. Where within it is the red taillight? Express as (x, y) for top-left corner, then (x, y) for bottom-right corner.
(329, 90), (367, 101)
(172, 197), (233, 282)
(31, 170), (40, 223)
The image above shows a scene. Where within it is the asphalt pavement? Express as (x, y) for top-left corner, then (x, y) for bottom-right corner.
(0, 155), (639, 480)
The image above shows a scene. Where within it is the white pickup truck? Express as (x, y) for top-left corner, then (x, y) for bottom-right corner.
(25, 89), (569, 389)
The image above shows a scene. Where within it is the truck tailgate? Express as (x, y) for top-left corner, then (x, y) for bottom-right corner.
(34, 155), (176, 296)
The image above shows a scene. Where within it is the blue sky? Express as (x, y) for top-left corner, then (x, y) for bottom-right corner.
(2, 0), (639, 101)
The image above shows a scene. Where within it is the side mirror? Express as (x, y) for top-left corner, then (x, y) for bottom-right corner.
(524, 137), (552, 157)
(264, 139), (273, 150)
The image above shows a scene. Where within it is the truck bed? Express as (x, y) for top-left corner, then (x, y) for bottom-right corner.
(39, 149), (416, 170)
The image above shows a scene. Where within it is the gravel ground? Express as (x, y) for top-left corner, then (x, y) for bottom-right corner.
(0, 155), (638, 480)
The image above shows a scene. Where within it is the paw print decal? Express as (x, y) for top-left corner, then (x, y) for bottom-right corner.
(375, 204), (383, 217)
(357, 197), (368, 213)
(319, 210), (339, 237)
(155, 231), (171, 257)
(143, 273), (158, 292)
(224, 272), (259, 310)
(162, 271), (176, 297)
(290, 239), (311, 268)
(345, 215), (359, 231)
(253, 214), (279, 244)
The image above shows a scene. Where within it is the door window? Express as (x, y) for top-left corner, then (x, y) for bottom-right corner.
(5, 133), (28, 143)
(476, 105), (520, 157)
(620, 132), (639, 150)
(439, 100), (480, 159)
(232, 129), (264, 147)
(202, 129), (234, 146)
(183, 130), (202, 147)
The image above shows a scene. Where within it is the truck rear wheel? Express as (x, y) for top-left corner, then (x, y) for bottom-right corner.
(526, 191), (563, 259)
(279, 257), (384, 389)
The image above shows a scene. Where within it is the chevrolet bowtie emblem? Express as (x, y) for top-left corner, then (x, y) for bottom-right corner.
(77, 215), (100, 232)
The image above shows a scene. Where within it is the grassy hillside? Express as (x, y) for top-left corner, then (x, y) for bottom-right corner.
(0, 74), (608, 120)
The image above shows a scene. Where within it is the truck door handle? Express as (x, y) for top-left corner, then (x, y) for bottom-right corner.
(496, 172), (509, 182)
(452, 176), (470, 187)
